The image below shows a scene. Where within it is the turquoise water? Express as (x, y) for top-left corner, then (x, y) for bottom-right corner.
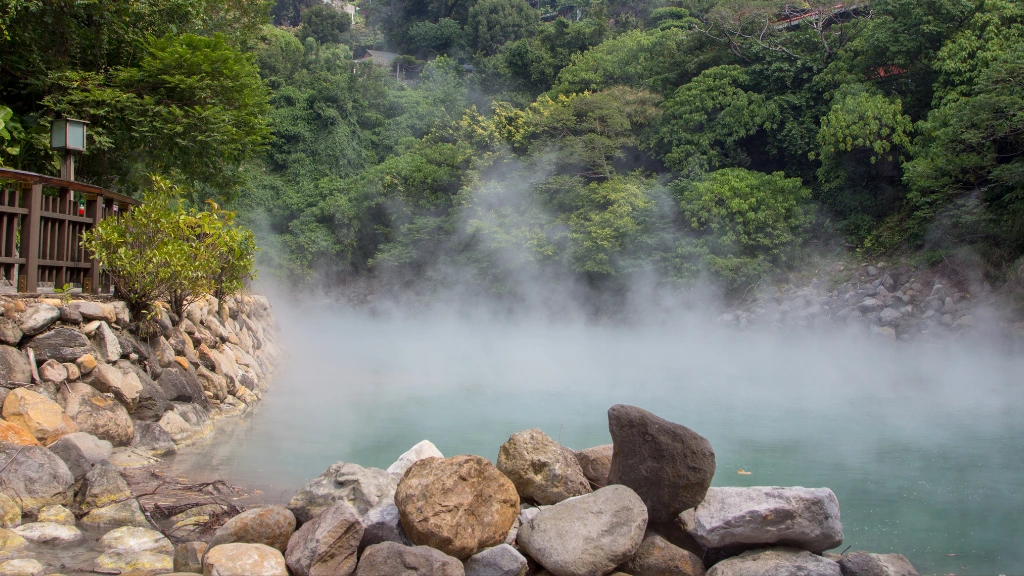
(173, 303), (1024, 576)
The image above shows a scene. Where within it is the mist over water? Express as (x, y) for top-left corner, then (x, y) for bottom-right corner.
(173, 287), (1024, 575)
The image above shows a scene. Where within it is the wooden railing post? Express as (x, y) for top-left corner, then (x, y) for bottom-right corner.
(86, 194), (101, 294)
(21, 183), (42, 293)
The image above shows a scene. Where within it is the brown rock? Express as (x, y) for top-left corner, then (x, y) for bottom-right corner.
(607, 405), (715, 523)
(285, 500), (361, 576)
(575, 444), (613, 488)
(0, 418), (41, 446)
(76, 354), (97, 375)
(174, 356), (190, 370)
(38, 359), (68, 383)
(62, 362), (81, 381)
(497, 429), (591, 505)
(211, 506), (296, 553)
(202, 542), (288, 576)
(620, 531), (706, 576)
(395, 455), (519, 560)
(1, 388), (77, 444)
(354, 541), (464, 576)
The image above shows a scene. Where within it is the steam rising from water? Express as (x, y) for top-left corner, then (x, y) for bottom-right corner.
(175, 286), (1024, 575)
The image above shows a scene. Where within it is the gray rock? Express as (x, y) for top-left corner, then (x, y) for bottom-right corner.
(115, 360), (168, 421)
(464, 544), (528, 576)
(157, 366), (209, 409)
(80, 497), (149, 528)
(285, 500), (362, 576)
(58, 305), (83, 325)
(517, 485), (648, 576)
(288, 461), (397, 523)
(93, 321), (122, 362)
(89, 362), (140, 408)
(359, 503), (409, 550)
(18, 303), (60, 336)
(0, 442), (74, 514)
(0, 319), (22, 346)
(38, 358), (67, 383)
(837, 551), (919, 576)
(174, 541), (207, 573)
(212, 506), (296, 554)
(97, 525), (173, 553)
(689, 486), (843, 553)
(73, 463), (132, 513)
(24, 328), (93, 364)
(47, 431), (113, 480)
(607, 405), (715, 523)
(354, 541), (464, 576)
(707, 547), (841, 576)
(879, 308), (902, 327)
(111, 301), (130, 326)
(0, 346), (30, 387)
(858, 298), (884, 313)
(70, 301), (113, 322)
(155, 336), (176, 368)
(869, 326), (896, 341)
(386, 440), (443, 480)
(131, 421), (177, 456)
(58, 381), (135, 446)
(115, 331), (148, 360)
(497, 428), (591, 505)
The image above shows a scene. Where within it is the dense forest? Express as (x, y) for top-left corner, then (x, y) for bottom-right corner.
(1, 0), (1022, 298)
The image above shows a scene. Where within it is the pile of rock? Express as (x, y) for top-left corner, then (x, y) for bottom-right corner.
(0, 292), (279, 575)
(165, 405), (918, 576)
(719, 261), (1007, 341)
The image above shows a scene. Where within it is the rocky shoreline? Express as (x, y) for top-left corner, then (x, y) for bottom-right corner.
(720, 260), (1020, 342)
(0, 292), (279, 575)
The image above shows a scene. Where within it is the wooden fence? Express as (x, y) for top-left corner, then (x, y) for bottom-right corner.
(0, 167), (139, 294)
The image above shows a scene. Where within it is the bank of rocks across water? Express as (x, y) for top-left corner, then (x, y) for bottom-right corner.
(31, 404), (918, 576)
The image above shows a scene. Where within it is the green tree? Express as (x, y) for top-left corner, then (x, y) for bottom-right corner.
(42, 33), (270, 198)
(651, 65), (776, 176)
(674, 168), (812, 289)
(466, 0), (539, 55)
(409, 18), (467, 57)
(299, 5), (352, 45)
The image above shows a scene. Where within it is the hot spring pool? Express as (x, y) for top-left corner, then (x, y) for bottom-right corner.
(167, 302), (1024, 575)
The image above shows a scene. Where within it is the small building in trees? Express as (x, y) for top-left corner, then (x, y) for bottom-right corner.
(356, 50), (400, 67)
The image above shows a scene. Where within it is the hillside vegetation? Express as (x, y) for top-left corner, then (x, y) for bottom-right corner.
(2, 0), (1022, 299)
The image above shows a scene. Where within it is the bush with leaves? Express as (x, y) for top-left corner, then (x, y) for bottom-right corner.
(82, 176), (257, 321)
(673, 168), (812, 290)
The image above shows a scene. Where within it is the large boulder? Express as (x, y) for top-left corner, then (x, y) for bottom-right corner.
(58, 381), (134, 446)
(0, 442), (74, 513)
(160, 402), (213, 445)
(574, 444), (613, 488)
(1, 388), (76, 444)
(837, 552), (919, 576)
(706, 547), (841, 576)
(131, 420), (177, 455)
(203, 542), (289, 576)
(158, 366), (210, 409)
(70, 301), (115, 323)
(386, 440), (444, 480)
(620, 531), (705, 576)
(354, 541), (465, 576)
(23, 327), (93, 364)
(288, 461), (397, 523)
(607, 405), (716, 523)
(496, 429), (591, 505)
(18, 303), (60, 336)
(211, 506), (296, 553)
(285, 500), (362, 576)
(463, 544), (528, 576)
(688, 487), (843, 553)
(395, 455), (519, 560)
(98, 526), (174, 554)
(47, 431), (113, 479)
(0, 346), (30, 387)
(517, 485), (648, 576)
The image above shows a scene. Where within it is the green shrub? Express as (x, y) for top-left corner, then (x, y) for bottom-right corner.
(674, 168), (812, 290)
(81, 176), (257, 320)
